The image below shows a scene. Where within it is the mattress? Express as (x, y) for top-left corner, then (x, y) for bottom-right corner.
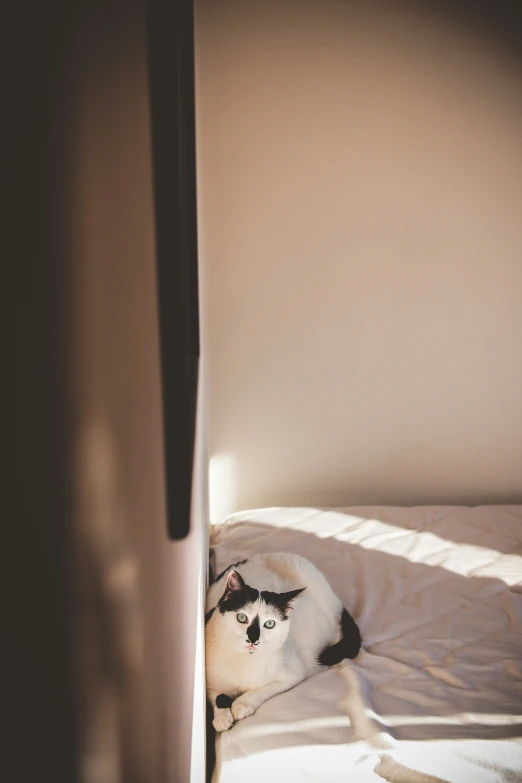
(208, 505), (522, 783)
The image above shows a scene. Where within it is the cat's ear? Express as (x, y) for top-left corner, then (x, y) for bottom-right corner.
(224, 570), (246, 597)
(279, 587), (306, 614)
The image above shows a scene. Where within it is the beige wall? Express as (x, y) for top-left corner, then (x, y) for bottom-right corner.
(196, 0), (522, 520)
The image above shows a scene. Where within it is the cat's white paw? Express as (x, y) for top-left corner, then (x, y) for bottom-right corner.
(231, 698), (256, 721)
(213, 709), (234, 732)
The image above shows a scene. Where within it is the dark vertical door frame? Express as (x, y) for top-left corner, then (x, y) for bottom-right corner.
(146, 0), (200, 540)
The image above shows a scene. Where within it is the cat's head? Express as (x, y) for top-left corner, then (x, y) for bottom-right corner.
(214, 570), (305, 655)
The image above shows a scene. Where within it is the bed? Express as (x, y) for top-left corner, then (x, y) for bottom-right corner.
(207, 505), (522, 783)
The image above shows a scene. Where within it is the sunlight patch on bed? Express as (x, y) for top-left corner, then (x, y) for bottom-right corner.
(218, 508), (522, 584)
(371, 712), (522, 727)
(219, 742), (384, 783)
(232, 714), (350, 740)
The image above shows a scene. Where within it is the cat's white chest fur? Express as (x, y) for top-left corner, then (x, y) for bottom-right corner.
(208, 644), (284, 696)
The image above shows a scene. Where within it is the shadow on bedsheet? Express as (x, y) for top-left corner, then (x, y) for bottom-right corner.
(207, 520), (522, 777)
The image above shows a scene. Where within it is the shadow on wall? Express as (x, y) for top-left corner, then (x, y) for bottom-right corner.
(420, 0), (522, 64)
(206, 511), (522, 771)
(73, 418), (148, 783)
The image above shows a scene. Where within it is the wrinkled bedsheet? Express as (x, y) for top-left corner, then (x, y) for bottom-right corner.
(209, 505), (522, 783)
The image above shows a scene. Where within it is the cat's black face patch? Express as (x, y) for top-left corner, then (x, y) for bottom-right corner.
(218, 570), (259, 613)
(246, 615), (260, 643)
(215, 694), (233, 709)
(261, 588), (306, 620)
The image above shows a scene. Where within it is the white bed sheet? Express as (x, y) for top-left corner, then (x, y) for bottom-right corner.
(208, 505), (522, 783)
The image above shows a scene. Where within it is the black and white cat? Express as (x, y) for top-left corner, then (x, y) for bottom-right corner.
(205, 552), (361, 732)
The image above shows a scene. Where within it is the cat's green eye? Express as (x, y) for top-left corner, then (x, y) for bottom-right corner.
(236, 613), (248, 624)
(264, 619), (276, 629)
